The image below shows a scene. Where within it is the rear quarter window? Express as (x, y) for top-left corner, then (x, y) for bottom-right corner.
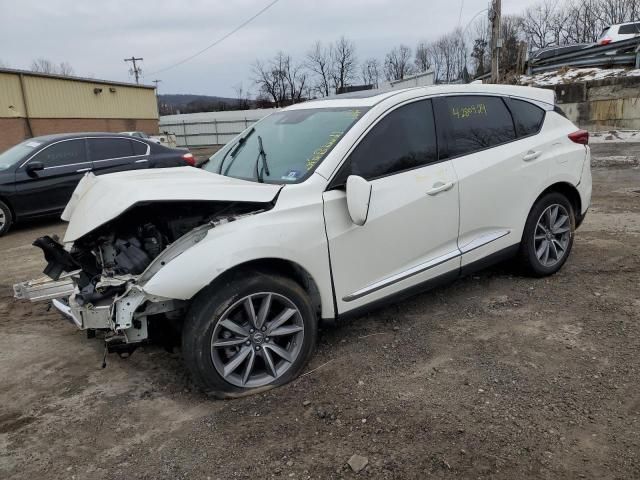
(507, 98), (545, 137)
(131, 140), (148, 155)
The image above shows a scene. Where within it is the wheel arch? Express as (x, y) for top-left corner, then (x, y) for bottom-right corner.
(520, 181), (582, 243)
(0, 194), (15, 219)
(537, 182), (582, 216)
(203, 258), (324, 320)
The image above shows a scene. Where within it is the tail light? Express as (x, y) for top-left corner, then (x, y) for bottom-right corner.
(599, 37), (612, 45)
(182, 153), (196, 166)
(568, 130), (589, 145)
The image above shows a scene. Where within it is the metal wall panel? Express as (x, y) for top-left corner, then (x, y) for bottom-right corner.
(0, 73), (27, 118)
(21, 75), (158, 119)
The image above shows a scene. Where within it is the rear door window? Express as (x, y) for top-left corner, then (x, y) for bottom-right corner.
(440, 95), (516, 158)
(507, 98), (545, 137)
(88, 138), (135, 161)
(33, 139), (87, 167)
(333, 99), (438, 184)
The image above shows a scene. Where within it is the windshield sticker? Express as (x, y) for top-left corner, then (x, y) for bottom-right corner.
(305, 131), (343, 170)
(451, 103), (487, 119)
(25, 141), (41, 148)
(281, 169), (302, 181)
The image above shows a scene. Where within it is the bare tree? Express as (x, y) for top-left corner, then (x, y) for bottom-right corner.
(253, 52), (307, 107)
(522, 0), (557, 50)
(469, 17), (490, 77)
(384, 45), (414, 81)
(414, 41), (432, 72)
(500, 16), (527, 77)
(232, 82), (251, 110)
(31, 58), (75, 76)
(430, 30), (467, 83)
(282, 57), (308, 103)
(306, 41), (332, 97)
(330, 36), (358, 92)
(31, 58), (56, 74)
(361, 58), (380, 88)
(58, 61), (74, 76)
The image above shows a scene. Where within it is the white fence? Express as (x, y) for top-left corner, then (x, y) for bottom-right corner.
(159, 109), (277, 148)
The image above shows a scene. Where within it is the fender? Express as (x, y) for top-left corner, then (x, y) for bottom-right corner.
(142, 199), (336, 318)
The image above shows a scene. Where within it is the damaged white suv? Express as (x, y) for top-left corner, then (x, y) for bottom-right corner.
(15, 85), (592, 397)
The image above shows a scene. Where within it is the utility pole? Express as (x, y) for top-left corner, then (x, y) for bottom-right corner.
(489, 0), (501, 84)
(152, 79), (162, 115)
(124, 56), (144, 84)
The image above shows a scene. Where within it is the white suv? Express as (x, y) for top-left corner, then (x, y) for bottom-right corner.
(15, 85), (592, 398)
(597, 21), (640, 44)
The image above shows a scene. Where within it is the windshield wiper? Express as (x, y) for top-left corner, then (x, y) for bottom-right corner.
(254, 135), (270, 183)
(218, 127), (255, 175)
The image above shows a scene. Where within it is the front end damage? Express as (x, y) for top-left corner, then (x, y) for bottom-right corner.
(14, 200), (268, 355)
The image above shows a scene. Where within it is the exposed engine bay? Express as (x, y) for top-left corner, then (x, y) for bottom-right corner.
(15, 200), (269, 355)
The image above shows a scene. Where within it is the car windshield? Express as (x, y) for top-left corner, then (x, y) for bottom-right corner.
(0, 140), (42, 171)
(203, 107), (368, 183)
(598, 27), (611, 40)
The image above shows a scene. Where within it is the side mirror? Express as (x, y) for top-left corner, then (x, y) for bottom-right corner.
(26, 161), (45, 177)
(346, 175), (372, 226)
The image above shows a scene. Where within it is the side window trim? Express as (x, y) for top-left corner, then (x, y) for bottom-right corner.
(327, 98), (442, 189)
(20, 138), (91, 170)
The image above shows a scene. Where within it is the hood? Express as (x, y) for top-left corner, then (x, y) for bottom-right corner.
(62, 167), (282, 242)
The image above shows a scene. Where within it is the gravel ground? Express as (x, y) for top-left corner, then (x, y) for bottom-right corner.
(0, 144), (639, 479)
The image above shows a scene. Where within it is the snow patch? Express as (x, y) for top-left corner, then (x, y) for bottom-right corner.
(589, 130), (640, 143)
(520, 68), (640, 86)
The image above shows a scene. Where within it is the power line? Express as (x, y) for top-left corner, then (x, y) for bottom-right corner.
(147, 0), (282, 76)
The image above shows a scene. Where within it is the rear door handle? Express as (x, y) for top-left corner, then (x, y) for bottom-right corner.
(135, 159), (149, 163)
(427, 181), (455, 196)
(76, 167), (92, 173)
(523, 150), (542, 162)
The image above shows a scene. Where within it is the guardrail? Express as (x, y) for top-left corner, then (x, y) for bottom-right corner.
(528, 37), (640, 74)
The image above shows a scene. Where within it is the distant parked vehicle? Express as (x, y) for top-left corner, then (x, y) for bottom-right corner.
(597, 21), (640, 45)
(530, 44), (591, 63)
(120, 131), (162, 144)
(0, 133), (196, 235)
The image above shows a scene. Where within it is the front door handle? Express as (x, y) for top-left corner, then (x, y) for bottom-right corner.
(76, 167), (92, 173)
(427, 181), (455, 196)
(135, 158), (149, 164)
(523, 150), (542, 162)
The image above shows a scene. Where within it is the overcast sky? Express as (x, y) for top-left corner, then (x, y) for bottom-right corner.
(1, 0), (539, 97)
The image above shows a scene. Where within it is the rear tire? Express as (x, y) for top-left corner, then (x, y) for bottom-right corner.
(182, 270), (318, 398)
(519, 192), (575, 277)
(0, 200), (12, 236)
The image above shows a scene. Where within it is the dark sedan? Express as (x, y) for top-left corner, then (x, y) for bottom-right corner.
(0, 132), (196, 235)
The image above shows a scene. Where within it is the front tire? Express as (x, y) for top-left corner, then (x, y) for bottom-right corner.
(182, 270), (318, 398)
(0, 200), (12, 236)
(519, 192), (575, 277)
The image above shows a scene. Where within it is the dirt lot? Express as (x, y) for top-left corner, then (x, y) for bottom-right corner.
(1, 144), (639, 479)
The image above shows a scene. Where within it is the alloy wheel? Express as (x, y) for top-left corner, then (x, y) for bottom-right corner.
(534, 204), (571, 268)
(0, 209), (5, 230)
(210, 292), (305, 388)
